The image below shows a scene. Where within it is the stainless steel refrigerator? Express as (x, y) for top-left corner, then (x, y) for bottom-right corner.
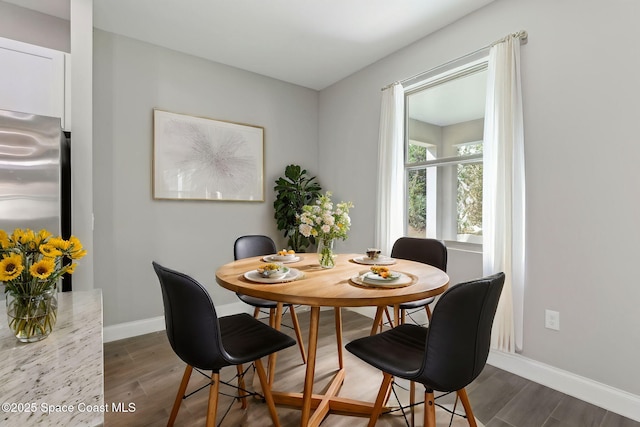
(0, 108), (71, 292)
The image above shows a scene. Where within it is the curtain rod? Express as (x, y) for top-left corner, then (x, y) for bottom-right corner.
(381, 30), (528, 91)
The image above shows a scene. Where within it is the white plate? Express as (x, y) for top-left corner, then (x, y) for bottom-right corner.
(244, 268), (302, 284)
(352, 256), (396, 265)
(350, 272), (413, 288)
(362, 271), (401, 283)
(263, 255), (301, 264)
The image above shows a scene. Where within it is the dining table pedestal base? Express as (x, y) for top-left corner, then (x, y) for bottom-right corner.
(271, 368), (389, 427)
(270, 306), (389, 427)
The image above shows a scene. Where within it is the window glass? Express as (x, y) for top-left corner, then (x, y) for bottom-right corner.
(405, 65), (487, 245)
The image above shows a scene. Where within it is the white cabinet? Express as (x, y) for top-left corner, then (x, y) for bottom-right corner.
(0, 36), (69, 129)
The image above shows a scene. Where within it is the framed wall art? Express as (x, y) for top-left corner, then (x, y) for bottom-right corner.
(153, 109), (264, 201)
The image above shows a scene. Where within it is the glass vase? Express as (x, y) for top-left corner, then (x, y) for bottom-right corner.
(6, 288), (58, 343)
(317, 238), (336, 269)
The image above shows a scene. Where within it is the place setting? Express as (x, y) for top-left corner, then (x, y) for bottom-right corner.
(243, 262), (303, 284)
(351, 247), (397, 266)
(350, 265), (414, 289)
(262, 249), (302, 264)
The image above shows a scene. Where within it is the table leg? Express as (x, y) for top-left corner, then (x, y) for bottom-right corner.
(268, 302), (284, 386)
(370, 307), (384, 335)
(334, 307), (343, 369)
(393, 304), (400, 327)
(273, 302), (284, 331)
(269, 308), (276, 328)
(301, 306), (320, 426)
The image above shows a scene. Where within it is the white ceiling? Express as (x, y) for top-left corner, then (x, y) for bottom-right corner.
(5, 0), (495, 90)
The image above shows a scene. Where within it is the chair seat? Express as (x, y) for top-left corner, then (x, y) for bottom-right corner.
(397, 296), (435, 310)
(236, 293), (292, 308)
(219, 313), (296, 367)
(345, 324), (426, 379)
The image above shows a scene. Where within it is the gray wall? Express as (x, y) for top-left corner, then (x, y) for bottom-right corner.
(0, 1), (69, 53)
(93, 30), (319, 326)
(318, 0), (640, 396)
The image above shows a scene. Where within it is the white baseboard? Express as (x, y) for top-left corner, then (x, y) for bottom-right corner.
(103, 315), (166, 343)
(103, 305), (640, 422)
(103, 301), (251, 343)
(487, 350), (640, 422)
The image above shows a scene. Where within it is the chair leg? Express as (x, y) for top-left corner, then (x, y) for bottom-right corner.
(253, 307), (260, 318)
(368, 372), (394, 427)
(424, 389), (436, 427)
(205, 373), (220, 427)
(289, 305), (307, 364)
(425, 305), (432, 321)
(410, 381), (416, 427)
(237, 365), (247, 409)
(255, 358), (281, 427)
(382, 376), (393, 405)
(457, 388), (478, 427)
(168, 364), (192, 426)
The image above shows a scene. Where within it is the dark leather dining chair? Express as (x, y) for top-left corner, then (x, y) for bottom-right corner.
(346, 272), (505, 427)
(234, 235), (306, 363)
(376, 237), (447, 332)
(152, 262), (296, 427)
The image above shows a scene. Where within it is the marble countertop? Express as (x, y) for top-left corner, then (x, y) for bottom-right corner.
(0, 289), (104, 426)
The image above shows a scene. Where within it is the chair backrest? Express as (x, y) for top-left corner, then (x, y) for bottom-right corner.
(152, 262), (225, 370)
(234, 235), (277, 260)
(390, 237), (447, 272)
(418, 272), (505, 392)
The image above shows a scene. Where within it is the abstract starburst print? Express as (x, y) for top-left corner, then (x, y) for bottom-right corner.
(154, 111), (263, 201)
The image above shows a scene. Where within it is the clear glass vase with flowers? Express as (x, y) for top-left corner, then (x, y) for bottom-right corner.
(298, 192), (353, 268)
(0, 228), (86, 342)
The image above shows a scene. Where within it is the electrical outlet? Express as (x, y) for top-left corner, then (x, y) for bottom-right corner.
(545, 309), (560, 331)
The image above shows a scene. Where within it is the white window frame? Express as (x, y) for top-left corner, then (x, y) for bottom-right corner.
(403, 59), (488, 250)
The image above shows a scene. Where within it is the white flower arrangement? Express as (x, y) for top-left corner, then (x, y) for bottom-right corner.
(298, 192), (353, 243)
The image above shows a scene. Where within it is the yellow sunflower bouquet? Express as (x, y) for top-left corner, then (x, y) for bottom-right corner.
(0, 228), (86, 342)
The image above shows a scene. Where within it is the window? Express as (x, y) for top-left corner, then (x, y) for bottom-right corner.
(404, 62), (487, 245)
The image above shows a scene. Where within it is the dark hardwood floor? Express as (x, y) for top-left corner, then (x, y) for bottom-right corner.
(104, 309), (639, 427)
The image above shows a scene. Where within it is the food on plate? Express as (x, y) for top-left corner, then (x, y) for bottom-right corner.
(370, 266), (391, 278)
(277, 249), (296, 256)
(257, 263), (283, 276)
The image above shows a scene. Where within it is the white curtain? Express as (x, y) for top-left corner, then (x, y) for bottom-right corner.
(483, 35), (526, 353)
(375, 83), (405, 256)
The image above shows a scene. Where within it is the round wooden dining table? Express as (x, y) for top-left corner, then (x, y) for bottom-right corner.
(215, 253), (449, 427)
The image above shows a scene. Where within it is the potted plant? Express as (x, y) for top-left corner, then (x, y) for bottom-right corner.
(273, 164), (322, 252)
